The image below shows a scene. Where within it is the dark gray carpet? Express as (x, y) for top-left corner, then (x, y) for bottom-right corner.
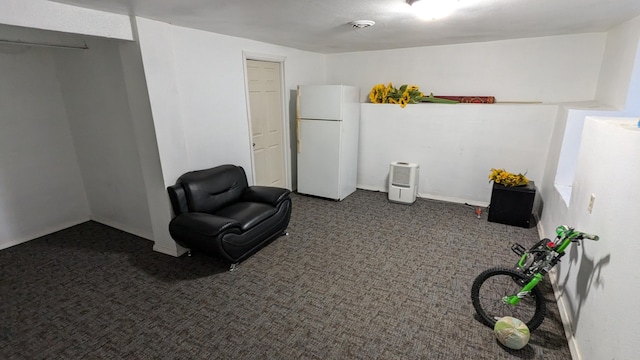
(0, 190), (572, 359)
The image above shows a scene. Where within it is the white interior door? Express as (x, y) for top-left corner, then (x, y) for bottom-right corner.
(246, 59), (286, 187)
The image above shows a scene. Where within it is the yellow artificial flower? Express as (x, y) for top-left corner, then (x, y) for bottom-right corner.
(489, 168), (529, 187)
(369, 83), (387, 104)
(368, 83), (425, 108)
(369, 90), (377, 103)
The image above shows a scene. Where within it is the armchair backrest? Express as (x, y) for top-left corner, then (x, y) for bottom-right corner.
(168, 165), (249, 215)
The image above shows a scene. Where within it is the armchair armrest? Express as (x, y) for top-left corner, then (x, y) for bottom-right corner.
(169, 212), (242, 238)
(167, 183), (189, 215)
(242, 186), (291, 206)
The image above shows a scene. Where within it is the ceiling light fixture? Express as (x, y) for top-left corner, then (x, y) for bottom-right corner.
(407, 0), (458, 20)
(349, 20), (375, 29)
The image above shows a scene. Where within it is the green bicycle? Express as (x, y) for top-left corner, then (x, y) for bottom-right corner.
(471, 225), (599, 332)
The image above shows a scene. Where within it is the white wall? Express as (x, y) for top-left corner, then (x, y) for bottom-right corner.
(0, 45), (90, 250)
(358, 103), (557, 204)
(53, 38), (154, 240)
(329, 32), (613, 207)
(557, 117), (640, 360)
(0, 0), (133, 41)
(0, 7), (638, 359)
(554, 105), (621, 203)
(539, 15), (640, 360)
(327, 33), (606, 103)
(119, 38), (178, 255)
(0, 0), (157, 250)
(343, 32), (611, 208)
(596, 16), (640, 110)
(547, 16), (640, 206)
(0, 19), (165, 250)
(624, 39), (640, 115)
(135, 17), (326, 255)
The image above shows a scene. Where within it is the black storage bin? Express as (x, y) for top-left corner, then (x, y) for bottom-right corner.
(488, 181), (541, 228)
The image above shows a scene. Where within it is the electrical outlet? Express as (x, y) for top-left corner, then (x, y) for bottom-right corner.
(588, 193), (596, 213)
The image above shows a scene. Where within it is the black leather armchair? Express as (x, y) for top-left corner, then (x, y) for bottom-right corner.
(167, 164), (292, 266)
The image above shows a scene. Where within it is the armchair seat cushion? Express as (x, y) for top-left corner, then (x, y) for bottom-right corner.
(170, 213), (241, 238)
(216, 202), (277, 231)
(241, 186), (291, 206)
(167, 164), (292, 264)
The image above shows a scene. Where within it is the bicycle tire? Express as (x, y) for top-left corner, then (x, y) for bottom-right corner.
(471, 267), (546, 332)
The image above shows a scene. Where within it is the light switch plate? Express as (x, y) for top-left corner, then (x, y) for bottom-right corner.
(588, 194), (596, 213)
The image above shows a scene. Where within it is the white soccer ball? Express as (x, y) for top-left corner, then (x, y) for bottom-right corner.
(494, 316), (530, 350)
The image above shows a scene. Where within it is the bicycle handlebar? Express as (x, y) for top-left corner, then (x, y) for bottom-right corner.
(581, 233), (600, 241)
(556, 225), (600, 241)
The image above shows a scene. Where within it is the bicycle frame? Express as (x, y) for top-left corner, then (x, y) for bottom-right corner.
(504, 273), (543, 305)
(471, 225), (599, 332)
(505, 226), (598, 306)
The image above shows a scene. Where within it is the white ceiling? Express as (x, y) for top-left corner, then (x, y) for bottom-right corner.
(51, 0), (640, 53)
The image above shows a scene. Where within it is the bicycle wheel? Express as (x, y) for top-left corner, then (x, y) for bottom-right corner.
(471, 267), (546, 332)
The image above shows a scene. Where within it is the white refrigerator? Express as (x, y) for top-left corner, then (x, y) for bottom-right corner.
(296, 85), (360, 200)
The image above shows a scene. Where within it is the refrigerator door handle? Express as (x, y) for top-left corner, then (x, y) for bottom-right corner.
(296, 85), (301, 153)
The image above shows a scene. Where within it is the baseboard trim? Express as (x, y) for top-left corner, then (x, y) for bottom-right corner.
(417, 193), (490, 207)
(549, 269), (581, 360)
(90, 216), (153, 241)
(355, 185), (385, 193)
(536, 219), (545, 238)
(0, 217), (90, 251)
(355, 186), (490, 207)
(153, 243), (188, 257)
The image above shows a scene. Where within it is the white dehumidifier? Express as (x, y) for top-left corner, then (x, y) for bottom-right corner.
(388, 161), (419, 204)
